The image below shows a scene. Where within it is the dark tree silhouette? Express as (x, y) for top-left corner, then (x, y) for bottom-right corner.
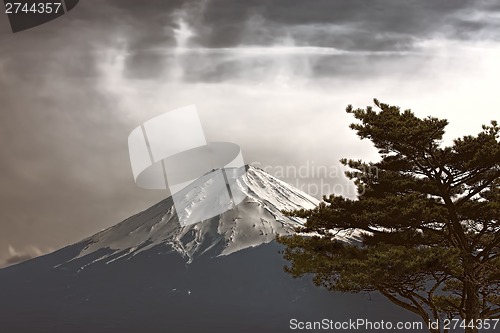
(278, 100), (500, 333)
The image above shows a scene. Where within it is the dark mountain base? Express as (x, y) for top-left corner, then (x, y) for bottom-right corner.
(0, 242), (420, 333)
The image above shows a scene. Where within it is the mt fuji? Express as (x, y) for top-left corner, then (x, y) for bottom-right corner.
(74, 165), (325, 265)
(0, 166), (416, 333)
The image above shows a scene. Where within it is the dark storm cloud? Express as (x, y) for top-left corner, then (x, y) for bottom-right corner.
(76, 0), (197, 79)
(9, 0), (485, 84)
(79, 0), (500, 81)
(176, 51), (427, 83)
(192, 0), (491, 49)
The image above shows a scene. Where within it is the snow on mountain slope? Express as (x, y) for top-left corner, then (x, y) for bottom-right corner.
(72, 165), (321, 265)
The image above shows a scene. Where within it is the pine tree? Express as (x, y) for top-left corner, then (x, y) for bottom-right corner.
(278, 99), (500, 333)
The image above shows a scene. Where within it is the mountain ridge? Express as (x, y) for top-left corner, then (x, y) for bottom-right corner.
(68, 165), (322, 266)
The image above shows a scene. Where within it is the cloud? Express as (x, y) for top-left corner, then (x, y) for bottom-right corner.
(71, 0), (500, 82)
(1, 0), (500, 265)
(1, 245), (47, 268)
(0, 10), (167, 264)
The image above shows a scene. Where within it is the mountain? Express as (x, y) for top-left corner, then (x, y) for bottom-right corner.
(73, 165), (324, 265)
(0, 166), (418, 333)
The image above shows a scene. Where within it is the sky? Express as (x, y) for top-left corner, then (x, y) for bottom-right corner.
(1, 0), (499, 267)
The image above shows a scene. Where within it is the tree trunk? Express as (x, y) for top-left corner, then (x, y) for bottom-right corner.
(464, 271), (480, 333)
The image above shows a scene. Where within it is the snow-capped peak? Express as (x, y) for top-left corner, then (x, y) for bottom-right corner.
(73, 165), (319, 265)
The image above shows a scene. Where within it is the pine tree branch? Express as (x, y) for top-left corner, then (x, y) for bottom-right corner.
(378, 289), (424, 318)
(455, 171), (500, 207)
(480, 243), (500, 264)
(481, 307), (500, 318)
(406, 292), (432, 323)
(413, 156), (469, 250)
